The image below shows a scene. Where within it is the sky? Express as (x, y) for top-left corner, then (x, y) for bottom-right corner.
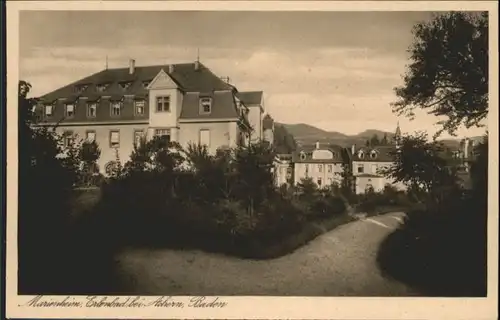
(19, 10), (487, 138)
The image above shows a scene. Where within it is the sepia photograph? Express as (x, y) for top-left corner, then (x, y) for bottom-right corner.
(5, 1), (498, 319)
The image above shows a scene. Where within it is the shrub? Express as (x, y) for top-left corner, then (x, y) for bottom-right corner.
(87, 139), (354, 259)
(328, 196), (347, 214)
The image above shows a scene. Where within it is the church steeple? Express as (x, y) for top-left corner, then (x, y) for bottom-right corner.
(395, 121), (401, 138)
(394, 121), (402, 149)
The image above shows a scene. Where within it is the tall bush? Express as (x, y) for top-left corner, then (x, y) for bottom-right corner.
(18, 81), (81, 293)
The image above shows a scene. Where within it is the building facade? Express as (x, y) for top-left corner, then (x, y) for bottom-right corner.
(351, 123), (405, 194)
(350, 145), (406, 194)
(34, 59), (271, 175)
(292, 142), (346, 189)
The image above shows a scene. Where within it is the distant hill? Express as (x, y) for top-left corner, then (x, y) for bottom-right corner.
(278, 123), (349, 140)
(352, 129), (395, 140)
(276, 122), (483, 150)
(276, 123), (391, 148)
(276, 123), (353, 147)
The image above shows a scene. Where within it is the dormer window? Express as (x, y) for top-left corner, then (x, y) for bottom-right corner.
(142, 80), (151, 89)
(119, 81), (132, 90)
(65, 104), (75, 118)
(370, 150), (378, 159)
(199, 97), (212, 114)
(358, 150), (365, 159)
(96, 83), (110, 92)
(87, 103), (97, 118)
(110, 101), (122, 117)
(134, 100), (145, 115)
(75, 84), (88, 93)
(300, 152), (307, 161)
(44, 105), (53, 118)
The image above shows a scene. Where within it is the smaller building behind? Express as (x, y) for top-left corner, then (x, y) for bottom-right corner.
(292, 142), (347, 189)
(350, 144), (406, 194)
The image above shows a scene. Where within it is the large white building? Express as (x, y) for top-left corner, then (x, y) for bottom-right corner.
(291, 142), (347, 189)
(34, 59), (274, 175)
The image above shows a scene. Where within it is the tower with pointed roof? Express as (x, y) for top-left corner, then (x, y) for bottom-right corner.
(394, 121), (402, 149)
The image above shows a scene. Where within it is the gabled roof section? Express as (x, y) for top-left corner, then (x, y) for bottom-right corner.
(147, 68), (179, 89)
(38, 62), (233, 102)
(179, 91), (239, 121)
(236, 91), (263, 106)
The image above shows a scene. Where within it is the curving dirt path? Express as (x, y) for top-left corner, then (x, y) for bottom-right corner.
(114, 212), (420, 296)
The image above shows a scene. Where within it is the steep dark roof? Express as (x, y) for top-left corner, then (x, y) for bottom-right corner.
(236, 91), (263, 105)
(39, 62), (233, 102)
(292, 144), (345, 163)
(351, 146), (397, 162)
(179, 91), (239, 120)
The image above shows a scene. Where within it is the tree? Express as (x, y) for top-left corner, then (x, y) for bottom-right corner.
(18, 81), (80, 293)
(370, 134), (380, 146)
(123, 136), (184, 175)
(393, 12), (488, 137)
(381, 132), (459, 205)
(78, 140), (102, 186)
(296, 177), (318, 199)
(469, 133), (488, 207)
(183, 143), (234, 202)
(233, 142), (276, 211)
(273, 124), (297, 154)
(79, 140), (101, 170)
(184, 143), (213, 172)
(381, 133), (389, 145)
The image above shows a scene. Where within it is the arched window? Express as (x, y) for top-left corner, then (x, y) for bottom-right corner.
(370, 150), (378, 159)
(358, 150), (364, 159)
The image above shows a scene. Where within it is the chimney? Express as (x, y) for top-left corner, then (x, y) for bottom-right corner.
(351, 144), (356, 155)
(168, 64), (175, 74)
(315, 141), (320, 149)
(129, 59), (135, 74)
(194, 60), (200, 71)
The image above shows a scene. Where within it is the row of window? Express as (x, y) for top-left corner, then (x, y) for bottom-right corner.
(304, 164), (337, 173)
(44, 96), (213, 119)
(357, 150), (379, 159)
(45, 100), (147, 119)
(62, 128), (212, 149)
(76, 81), (151, 94)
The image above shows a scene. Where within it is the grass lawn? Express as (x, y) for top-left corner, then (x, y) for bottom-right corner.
(248, 213), (356, 259)
(70, 187), (101, 217)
